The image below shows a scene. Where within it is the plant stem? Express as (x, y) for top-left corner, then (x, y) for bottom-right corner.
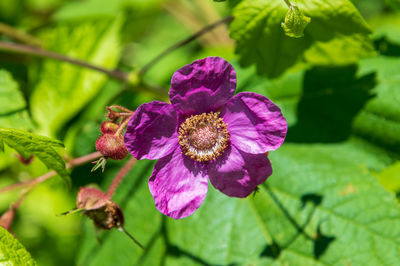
(105, 157), (137, 198)
(283, 0), (292, 7)
(0, 22), (42, 47)
(114, 115), (133, 136)
(1, 16), (233, 83)
(108, 105), (134, 113)
(119, 226), (144, 249)
(139, 16), (233, 76)
(0, 151), (102, 194)
(0, 41), (128, 80)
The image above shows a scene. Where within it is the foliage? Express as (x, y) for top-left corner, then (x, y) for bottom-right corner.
(281, 5), (311, 38)
(0, 226), (36, 265)
(230, 0), (375, 78)
(0, 128), (70, 186)
(0, 0), (400, 265)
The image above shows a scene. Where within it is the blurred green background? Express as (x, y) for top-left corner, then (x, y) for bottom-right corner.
(1, 0), (400, 265)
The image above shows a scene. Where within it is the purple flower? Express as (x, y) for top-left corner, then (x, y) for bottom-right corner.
(124, 57), (287, 219)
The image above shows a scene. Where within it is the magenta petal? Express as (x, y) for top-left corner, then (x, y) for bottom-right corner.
(208, 145), (272, 198)
(169, 57), (236, 116)
(124, 101), (179, 160)
(221, 92), (287, 154)
(149, 148), (209, 219)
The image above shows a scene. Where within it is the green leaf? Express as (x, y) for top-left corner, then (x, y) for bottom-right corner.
(0, 128), (70, 186)
(30, 17), (122, 137)
(233, 54), (400, 154)
(0, 226), (36, 265)
(386, 0), (400, 10)
(375, 161), (400, 193)
(230, 0), (375, 78)
(77, 141), (400, 265)
(353, 56), (400, 152)
(0, 69), (33, 130)
(281, 5), (311, 38)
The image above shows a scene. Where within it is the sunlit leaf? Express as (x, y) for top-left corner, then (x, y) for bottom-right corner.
(0, 226), (36, 265)
(30, 17), (122, 137)
(0, 69), (33, 130)
(77, 140), (400, 265)
(0, 128), (70, 186)
(281, 5), (311, 38)
(230, 0), (375, 78)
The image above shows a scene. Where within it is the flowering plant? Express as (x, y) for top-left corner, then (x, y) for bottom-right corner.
(124, 57), (287, 219)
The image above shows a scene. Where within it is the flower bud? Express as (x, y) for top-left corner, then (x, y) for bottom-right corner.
(85, 201), (124, 230)
(95, 134), (128, 160)
(106, 107), (120, 121)
(17, 154), (34, 165)
(100, 121), (119, 134)
(76, 187), (124, 230)
(281, 5), (311, 38)
(77, 187), (110, 210)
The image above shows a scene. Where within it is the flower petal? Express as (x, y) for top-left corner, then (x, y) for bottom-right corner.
(169, 57), (236, 116)
(208, 145), (272, 198)
(221, 92), (287, 154)
(149, 148), (209, 219)
(124, 101), (179, 160)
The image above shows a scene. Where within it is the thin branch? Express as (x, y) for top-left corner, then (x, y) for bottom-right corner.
(283, 0), (292, 8)
(0, 151), (102, 194)
(139, 16), (233, 76)
(1, 16), (233, 86)
(119, 226), (144, 249)
(0, 22), (42, 47)
(0, 41), (128, 80)
(106, 157), (137, 198)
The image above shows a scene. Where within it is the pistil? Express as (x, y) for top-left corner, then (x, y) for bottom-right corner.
(178, 112), (229, 162)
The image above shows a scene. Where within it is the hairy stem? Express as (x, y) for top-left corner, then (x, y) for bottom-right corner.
(0, 151), (102, 194)
(105, 157), (137, 198)
(1, 15), (233, 85)
(139, 16), (233, 76)
(0, 41), (128, 80)
(114, 114), (133, 136)
(108, 105), (134, 113)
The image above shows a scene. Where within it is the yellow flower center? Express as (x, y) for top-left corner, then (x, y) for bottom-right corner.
(178, 112), (229, 162)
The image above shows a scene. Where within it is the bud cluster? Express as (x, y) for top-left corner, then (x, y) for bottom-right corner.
(93, 106), (134, 170)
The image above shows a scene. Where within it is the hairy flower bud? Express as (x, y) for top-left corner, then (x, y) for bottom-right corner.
(95, 134), (128, 160)
(76, 187), (124, 230)
(77, 187), (110, 210)
(85, 201), (124, 230)
(100, 121), (119, 134)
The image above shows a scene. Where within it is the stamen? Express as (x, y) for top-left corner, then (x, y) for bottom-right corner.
(178, 112), (229, 162)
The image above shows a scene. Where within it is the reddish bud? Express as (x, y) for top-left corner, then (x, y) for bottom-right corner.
(100, 121), (119, 134)
(66, 186), (143, 248)
(77, 187), (110, 210)
(17, 154), (34, 165)
(106, 107), (120, 121)
(95, 134), (128, 160)
(75, 187), (124, 230)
